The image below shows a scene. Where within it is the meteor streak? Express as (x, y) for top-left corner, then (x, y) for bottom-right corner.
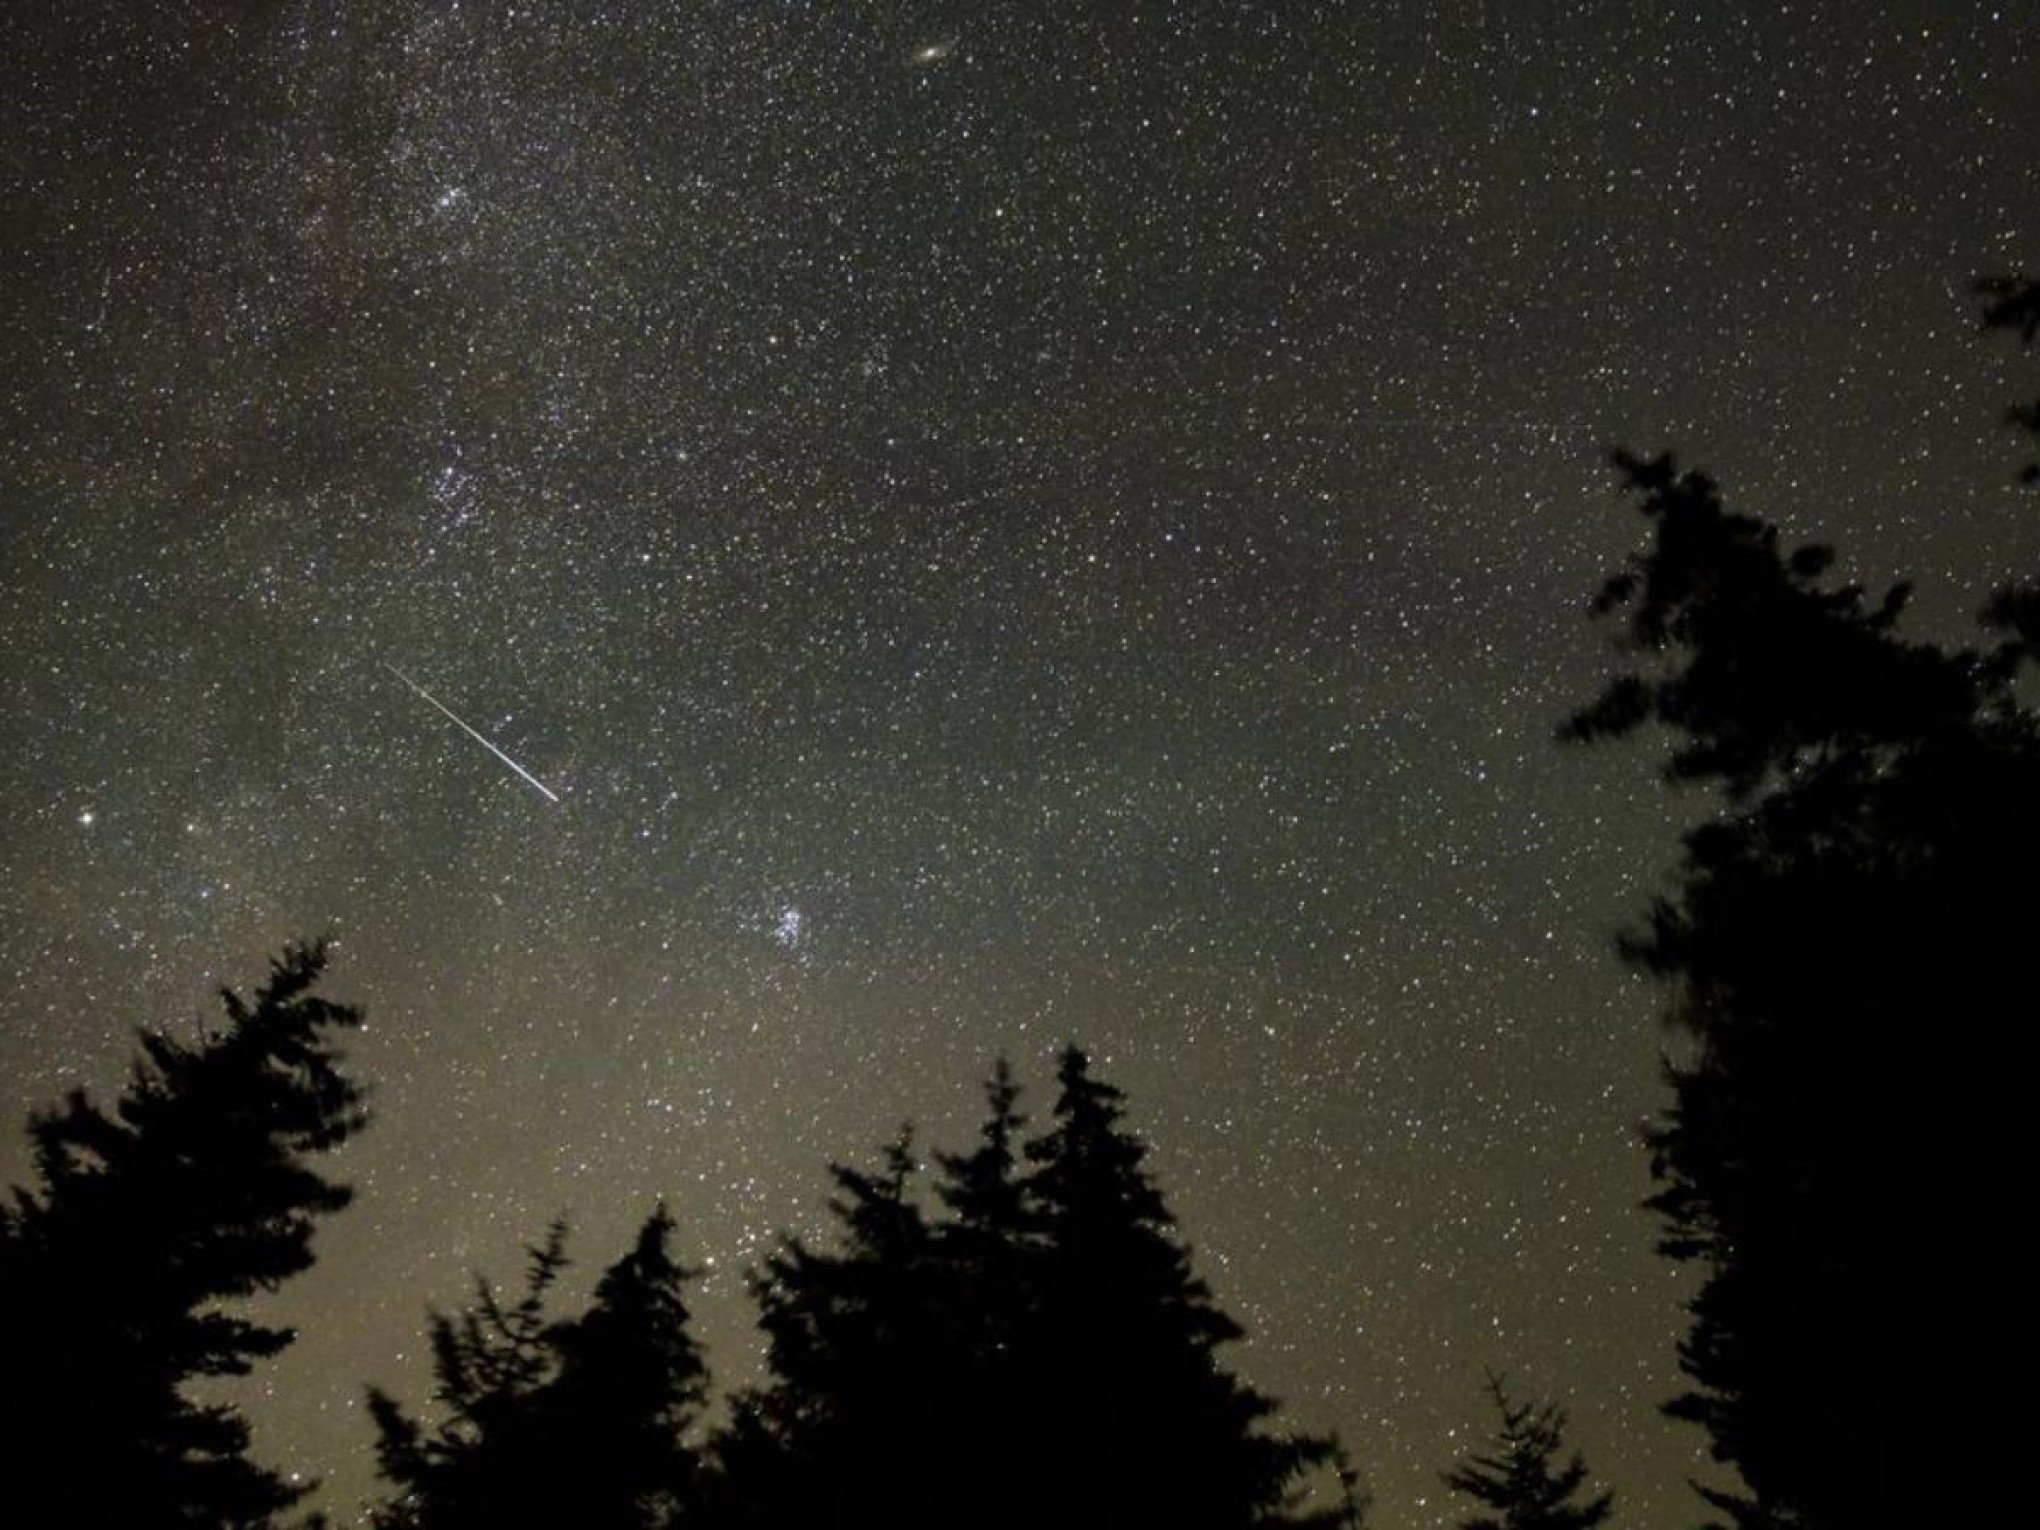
(384, 663), (561, 803)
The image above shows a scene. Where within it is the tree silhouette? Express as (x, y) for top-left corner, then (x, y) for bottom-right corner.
(544, 1204), (709, 1526)
(1565, 283), (2040, 1530)
(710, 1129), (955, 1529)
(368, 1219), (571, 1530)
(1441, 1375), (1611, 1530)
(935, 1057), (1029, 1244)
(709, 1051), (1350, 1530)
(1019, 1045), (1341, 1530)
(927, 1061), (1043, 1530)
(0, 942), (368, 1528)
(369, 1210), (706, 1530)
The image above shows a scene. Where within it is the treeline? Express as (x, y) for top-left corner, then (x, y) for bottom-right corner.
(0, 944), (1608, 1530)
(365, 1044), (1364, 1530)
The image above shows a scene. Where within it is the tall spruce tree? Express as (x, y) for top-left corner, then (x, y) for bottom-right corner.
(1021, 1045), (1338, 1530)
(543, 1204), (709, 1527)
(935, 1059), (1029, 1244)
(369, 1209), (706, 1530)
(1566, 295), (2038, 1529)
(714, 1056), (1352, 1529)
(1441, 1376), (1612, 1530)
(0, 942), (367, 1528)
(712, 1130), (951, 1529)
(929, 1062), (1047, 1530)
(368, 1219), (572, 1530)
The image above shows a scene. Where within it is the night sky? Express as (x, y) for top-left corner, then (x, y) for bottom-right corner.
(4, 3), (2036, 1524)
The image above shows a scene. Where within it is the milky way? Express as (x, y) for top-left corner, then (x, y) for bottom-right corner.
(3, 5), (2036, 1523)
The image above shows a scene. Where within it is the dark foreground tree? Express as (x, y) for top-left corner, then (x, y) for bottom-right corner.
(1565, 289), (2038, 1528)
(1023, 1045), (1341, 1530)
(1442, 1376), (1611, 1530)
(713, 1051), (1352, 1530)
(709, 1129), (956, 1529)
(369, 1209), (707, 1530)
(0, 942), (368, 1528)
(368, 1220), (572, 1529)
(543, 1204), (710, 1524)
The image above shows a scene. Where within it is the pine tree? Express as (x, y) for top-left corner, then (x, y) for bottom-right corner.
(932, 1062), (1035, 1401)
(927, 1062), (1046, 1530)
(0, 942), (368, 1528)
(1020, 1045), (1338, 1530)
(712, 1054), (1354, 1529)
(544, 1203), (709, 1527)
(1441, 1376), (1612, 1530)
(368, 1219), (571, 1530)
(1565, 429), (2038, 1522)
(712, 1129), (947, 1529)
(935, 1058), (1028, 1243)
(369, 1210), (707, 1530)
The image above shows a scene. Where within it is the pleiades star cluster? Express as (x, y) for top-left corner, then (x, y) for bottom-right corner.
(3, 4), (2035, 1524)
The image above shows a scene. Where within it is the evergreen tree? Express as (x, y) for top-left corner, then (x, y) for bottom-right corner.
(369, 1210), (706, 1530)
(928, 1062), (1046, 1530)
(935, 1058), (1028, 1243)
(545, 1203), (709, 1527)
(1565, 416), (2037, 1519)
(1441, 1376), (1611, 1530)
(711, 1130), (948, 1529)
(1020, 1044), (1339, 1530)
(0, 942), (367, 1528)
(713, 1053), (1354, 1530)
(368, 1219), (571, 1530)
(1324, 1438), (1373, 1530)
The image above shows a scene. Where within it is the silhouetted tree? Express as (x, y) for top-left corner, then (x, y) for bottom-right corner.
(711, 1129), (951, 1529)
(710, 1054), (1351, 1529)
(1020, 1044), (1340, 1530)
(0, 942), (367, 1528)
(1565, 278), (2040, 1529)
(935, 1058), (1029, 1244)
(1324, 1438), (1373, 1530)
(544, 1204), (709, 1526)
(368, 1219), (571, 1530)
(1441, 1375), (1611, 1530)
(369, 1210), (706, 1530)
(923, 1062), (1046, 1530)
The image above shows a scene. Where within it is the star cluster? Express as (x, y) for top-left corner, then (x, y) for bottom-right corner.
(3, 4), (2036, 1524)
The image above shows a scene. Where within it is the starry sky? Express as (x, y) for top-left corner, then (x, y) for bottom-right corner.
(3, 3), (2036, 1524)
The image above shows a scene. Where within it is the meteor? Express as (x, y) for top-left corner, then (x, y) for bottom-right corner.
(383, 663), (561, 803)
